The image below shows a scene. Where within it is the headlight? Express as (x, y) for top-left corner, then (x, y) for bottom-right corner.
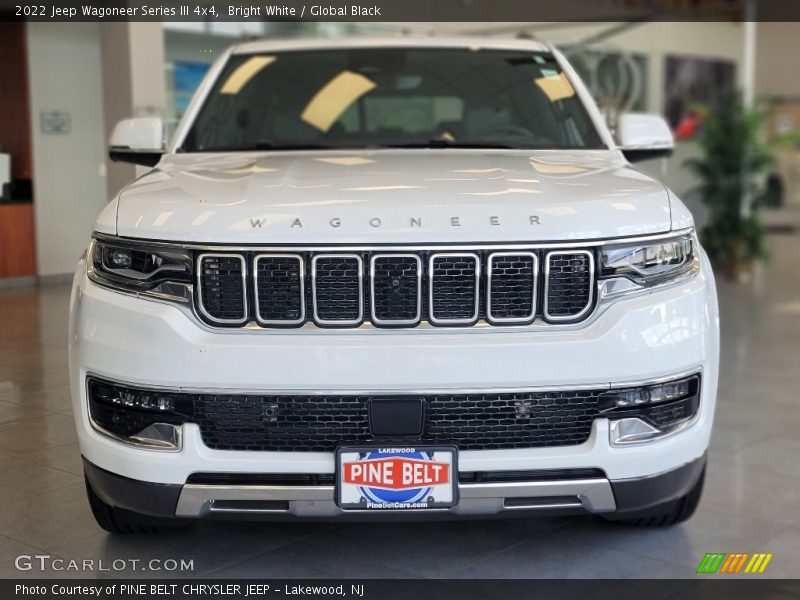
(600, 231), (696, 287)
(87, 237), (193, 300)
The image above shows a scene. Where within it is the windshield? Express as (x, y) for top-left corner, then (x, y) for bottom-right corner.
(181, 47), (606, 152)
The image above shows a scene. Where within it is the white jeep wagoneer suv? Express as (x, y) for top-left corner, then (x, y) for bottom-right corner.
(69, 37), (718, 533)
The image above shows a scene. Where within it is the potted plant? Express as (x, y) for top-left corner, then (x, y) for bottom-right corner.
(684, 92), (772, 280)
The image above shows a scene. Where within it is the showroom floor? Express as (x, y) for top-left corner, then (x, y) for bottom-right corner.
(1, 224), (799, 581)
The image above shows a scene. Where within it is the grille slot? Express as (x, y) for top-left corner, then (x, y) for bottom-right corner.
(370, 254), (422, 325)
(487, 252), (537, 324)
(429, 253), (480, 324)
(311, 254), (364, 326)
(190, 390), (604, 452)
(254, 254), (305, 325)
(197, 254), (247, 324)
(544, 251), (594, 321)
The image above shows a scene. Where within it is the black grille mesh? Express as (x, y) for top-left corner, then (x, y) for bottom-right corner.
(255, 256), (304, 322)
(425, 391), (602, 449)
(195, 395), (370, 452)
(198, 256), (245, 321)
(88, 377), (699, 454)
(546, 253), (592, 319)
(639, 397), (698, 429)
(313, 256), (362, 322)
(430, 255), (479, 321)
(371, 256), (420, 322)
(192, 391), (604, 452)
(488, 254), (536, 321)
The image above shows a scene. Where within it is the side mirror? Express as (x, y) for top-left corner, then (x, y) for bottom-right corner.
(109, 117), (164, 167)
(617, 113), (674, 163)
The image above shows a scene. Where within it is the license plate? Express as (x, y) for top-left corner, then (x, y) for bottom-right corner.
(336, 446), (458, 510)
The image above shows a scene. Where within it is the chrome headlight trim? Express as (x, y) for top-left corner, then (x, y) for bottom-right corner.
(87, 237), (193, 303)
(598, 230), (699, 300)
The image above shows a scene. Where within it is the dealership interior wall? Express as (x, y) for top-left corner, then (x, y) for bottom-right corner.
(1, 20), (798, 280)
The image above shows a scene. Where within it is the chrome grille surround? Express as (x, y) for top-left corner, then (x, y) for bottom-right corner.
(194, 245), (600, 329)
(428, 252), (481, 325)
(486, 251), (538, 325)
(543, 250), (595, 322)
(369, 253), (423, 326)
(310, 254), (364, 326)
(196, 253), (248, 325)
(253, 253), (305, 326)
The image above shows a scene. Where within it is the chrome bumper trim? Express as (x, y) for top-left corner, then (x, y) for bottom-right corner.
(174, 477), (616, 517)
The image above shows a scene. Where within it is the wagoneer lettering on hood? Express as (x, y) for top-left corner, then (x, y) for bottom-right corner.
(115, 149), (671, 243)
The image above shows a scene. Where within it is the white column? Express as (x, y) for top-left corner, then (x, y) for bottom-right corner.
(100, 23), (167, 198)
(743, 0), (757, 108)
(741, 0), (758, 218)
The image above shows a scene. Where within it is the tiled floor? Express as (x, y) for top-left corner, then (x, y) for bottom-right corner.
(0, 228), (799, 580)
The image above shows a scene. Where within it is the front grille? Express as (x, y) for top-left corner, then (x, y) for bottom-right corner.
(197, 255), (246, 323)
(370, 255), (421, 324)
(87, 375), (700, 454)
(196, 394), (370, 451)
(195, 247), (597, 328)
(487, 252), (537, 323)
(193, 390), (604, 452)
(311, 255), (363, 325)
(254, 255), (304, 324)
(429, 253), (480, 324)
(425, 391), (601, 450)
(544, 251), (594, 320)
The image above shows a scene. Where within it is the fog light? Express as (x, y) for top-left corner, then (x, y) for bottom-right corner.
(604, 376), (694, 409)
(609, 418), (662, 445)
(110, 390), (175, 412)
(613, 389), (649, 407)
(129, 423), (182, 450)
(649, 380), (689, 403)
(604, 373), (701, 446)
(87, 379), (190, 451)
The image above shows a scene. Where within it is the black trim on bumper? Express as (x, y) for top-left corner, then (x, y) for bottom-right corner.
(610, 453), (707, 514)
(83, 455), (707, 521)
(83, 459), (182, 518)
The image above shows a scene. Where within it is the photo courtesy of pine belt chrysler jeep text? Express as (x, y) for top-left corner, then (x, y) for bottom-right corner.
(68, 37), (719, 533)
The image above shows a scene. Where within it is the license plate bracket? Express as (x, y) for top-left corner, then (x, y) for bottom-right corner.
(336, 446), (458, 510)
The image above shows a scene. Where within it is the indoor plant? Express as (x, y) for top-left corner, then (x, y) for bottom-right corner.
(683, 92), (772, 279)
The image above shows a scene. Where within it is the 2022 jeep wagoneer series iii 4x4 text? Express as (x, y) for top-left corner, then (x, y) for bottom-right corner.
(69, 37), (719, 533)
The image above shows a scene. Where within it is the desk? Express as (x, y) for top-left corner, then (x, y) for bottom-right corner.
(0, 202), (36, 277)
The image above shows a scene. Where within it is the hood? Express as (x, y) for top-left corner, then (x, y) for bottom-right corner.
(113, 149), (672, 244)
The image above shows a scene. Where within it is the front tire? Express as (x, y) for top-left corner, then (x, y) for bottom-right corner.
(605, 467), (705, 527)
(85, 477), (189, 534)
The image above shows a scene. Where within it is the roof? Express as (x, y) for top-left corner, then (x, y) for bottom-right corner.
(231, 36), (551, 55)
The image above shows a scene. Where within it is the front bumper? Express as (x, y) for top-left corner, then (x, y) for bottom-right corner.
(84, 454), (707, 520)
(69, 249), (719, 499)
